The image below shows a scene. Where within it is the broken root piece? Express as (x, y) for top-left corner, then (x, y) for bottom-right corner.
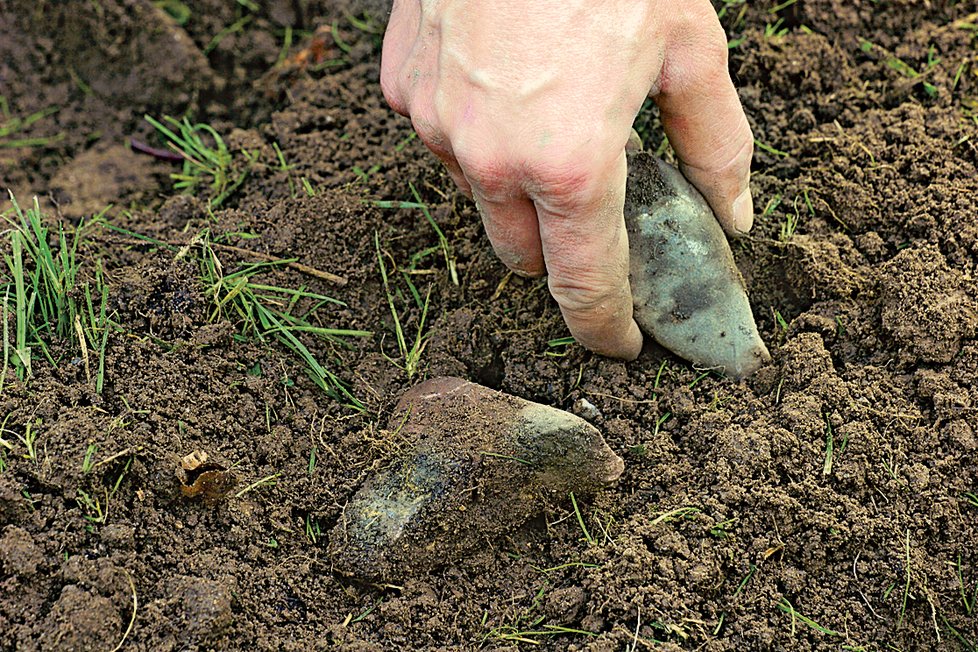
(329, 377), (623, 582)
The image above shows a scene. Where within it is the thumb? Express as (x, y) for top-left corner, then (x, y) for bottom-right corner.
(654, 13), (755, 235)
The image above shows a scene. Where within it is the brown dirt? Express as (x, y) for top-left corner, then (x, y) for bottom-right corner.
(2, 1), (977, 650)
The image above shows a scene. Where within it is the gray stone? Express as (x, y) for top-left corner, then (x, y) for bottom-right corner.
(625, 151), (770, 379)
(329, 377), (623, 581)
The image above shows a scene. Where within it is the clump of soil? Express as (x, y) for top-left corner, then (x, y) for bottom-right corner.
(1, 1), (977, 650)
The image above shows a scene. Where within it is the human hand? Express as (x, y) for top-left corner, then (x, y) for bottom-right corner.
(381, 0), (754, 360)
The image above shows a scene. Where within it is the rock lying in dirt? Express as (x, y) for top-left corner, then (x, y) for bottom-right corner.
(163, 576), (234, 645)
(329, 377), (624, 582)
(625, 150), (771, 380)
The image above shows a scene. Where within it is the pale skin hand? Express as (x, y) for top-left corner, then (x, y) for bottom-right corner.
(381, 0), (754, 360)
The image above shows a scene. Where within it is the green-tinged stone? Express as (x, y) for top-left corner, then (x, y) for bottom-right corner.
(329, 377), (623, 581)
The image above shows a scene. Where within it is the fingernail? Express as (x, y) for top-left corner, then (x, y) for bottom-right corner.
(732, 187), (754, 235)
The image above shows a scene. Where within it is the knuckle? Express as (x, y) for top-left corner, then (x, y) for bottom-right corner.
(379, 70), (408, 116)
(444, 164), (473, 197)
(665, 11), (731, 89)
(535, 160), (593, 200)
(698, 23), (731, 70)
(679, 3), (728, 45)
(729, 132), (754, 170)
(528, 155), (602, 214)
(410, 113), (449, 156)
(455, 146), (511, 198)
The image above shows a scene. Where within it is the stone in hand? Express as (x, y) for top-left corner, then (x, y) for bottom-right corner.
(625, 149), (770, 380)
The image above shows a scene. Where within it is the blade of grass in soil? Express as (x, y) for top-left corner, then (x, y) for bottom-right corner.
(197, 232), (369, 408)
(2, 195), (109, 386)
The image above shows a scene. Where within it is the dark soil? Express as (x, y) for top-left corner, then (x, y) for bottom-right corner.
(2, 1), (978, 650)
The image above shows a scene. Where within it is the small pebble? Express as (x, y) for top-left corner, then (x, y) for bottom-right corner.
(574, 398), (602, 422)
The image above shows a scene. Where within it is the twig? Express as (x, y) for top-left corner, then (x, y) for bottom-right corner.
(211, 242), (347, 286)
(94, 447), (139, 469)
(107, 234), (347, 286)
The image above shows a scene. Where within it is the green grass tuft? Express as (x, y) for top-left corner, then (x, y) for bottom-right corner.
(375, 232), (431, 379)
(197, 231), (369, 408)
(482, 582), (597, 646)
(145, 115), (254, 208)
(2, 195), (110, 387)
(371, 182), (458, 285)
